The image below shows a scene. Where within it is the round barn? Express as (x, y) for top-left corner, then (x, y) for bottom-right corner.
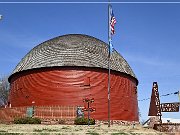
(8, 34), (139, 121)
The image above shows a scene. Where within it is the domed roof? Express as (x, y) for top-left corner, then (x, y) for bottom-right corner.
(10, 34), (137, 81)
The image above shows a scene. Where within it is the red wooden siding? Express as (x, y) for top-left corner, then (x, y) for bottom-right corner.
(9, 67), (138, 121)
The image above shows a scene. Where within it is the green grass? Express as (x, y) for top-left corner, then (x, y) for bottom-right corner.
(61, 126), (70, 130)
(33, 128), (59, 132)
(33, 129), (43, 132)
(0, 133), (21, 135)
(0, 130), (7, 132)
(33, 133), (62, 135)
(86, 131), (100, 135)
(74, 128), (83, 131)
(35, 133), (50, 135)
(86, 133), (99, 135)
(111, 133), (129, 135)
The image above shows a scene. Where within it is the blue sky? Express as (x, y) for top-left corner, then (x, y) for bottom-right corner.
(0, 1), (180, 121)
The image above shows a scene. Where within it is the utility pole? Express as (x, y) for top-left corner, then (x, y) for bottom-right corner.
(108, 0), (111, 128)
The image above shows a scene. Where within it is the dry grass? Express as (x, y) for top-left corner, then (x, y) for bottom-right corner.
(0, 124), (167, 135)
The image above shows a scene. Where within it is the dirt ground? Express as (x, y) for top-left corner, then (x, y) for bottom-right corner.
(0, 124), (172, 135)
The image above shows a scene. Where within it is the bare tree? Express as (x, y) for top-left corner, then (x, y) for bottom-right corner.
(0, 76), (9, 106)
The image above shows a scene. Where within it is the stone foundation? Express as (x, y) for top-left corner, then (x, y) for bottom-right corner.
(41, 118), (74, 125)
(154, 123), (180, 132)
(148, 116), (162, 128)
(95, 120), (139, 126)
(41, 119), (139, 126)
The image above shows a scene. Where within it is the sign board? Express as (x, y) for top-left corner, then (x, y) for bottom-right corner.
(77, 106), (84, 118)
(148, 82), (162, 116)
(161, 102), (180, 112)
(26, 107), (33, 117)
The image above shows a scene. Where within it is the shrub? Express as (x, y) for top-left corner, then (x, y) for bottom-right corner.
(14, 117), (41, 124)
(74, 117), (95, 125)
(58, 119), (65, 124)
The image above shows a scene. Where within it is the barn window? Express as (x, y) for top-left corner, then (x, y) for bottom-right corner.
(84, 77), (90, 86)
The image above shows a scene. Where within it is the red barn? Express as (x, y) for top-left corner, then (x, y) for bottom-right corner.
(8, 34), (139, 121)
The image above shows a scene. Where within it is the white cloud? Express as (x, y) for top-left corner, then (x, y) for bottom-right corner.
(0, 30), (44, 49)
(123, 52), (179, 67)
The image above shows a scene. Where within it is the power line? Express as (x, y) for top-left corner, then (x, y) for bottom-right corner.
(138, 91), (179, 102)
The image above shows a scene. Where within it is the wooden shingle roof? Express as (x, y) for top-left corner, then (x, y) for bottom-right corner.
(11, 34), (137, 80)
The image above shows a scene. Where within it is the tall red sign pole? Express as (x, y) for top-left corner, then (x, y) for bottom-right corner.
(148, 82), (162, 123)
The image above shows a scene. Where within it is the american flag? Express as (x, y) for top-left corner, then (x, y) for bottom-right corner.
(110, 9), (116, 35)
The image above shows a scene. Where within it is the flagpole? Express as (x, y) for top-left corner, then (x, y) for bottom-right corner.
(108, 0), (111, 128)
